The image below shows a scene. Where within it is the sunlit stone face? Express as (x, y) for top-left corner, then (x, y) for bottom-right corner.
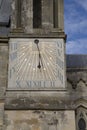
(8, 38), (66, 90)
(5, 111), (76, 130)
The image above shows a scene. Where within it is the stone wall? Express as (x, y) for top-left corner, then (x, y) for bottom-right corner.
(0, 38), (8, 130)
(67, 69), (87, 99)
(11, 0), (64, 33)
(0, 39), (87, 104)
(0, 40), (8, 99)
(5, 110), (75, 130)
(0, 38), (87, 130)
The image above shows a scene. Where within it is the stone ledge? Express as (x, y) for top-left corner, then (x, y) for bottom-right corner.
(5, 91), (83, 110)
(67, 68), (87, 72)
(0, 37), (8, 44)
(8, 32), (66, 41)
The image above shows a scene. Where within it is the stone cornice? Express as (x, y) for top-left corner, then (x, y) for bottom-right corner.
(67, 68), (87, 72)
(75, 98), (87, 109)
(0, 36), (9, 44)
(8, 29), (67, 42)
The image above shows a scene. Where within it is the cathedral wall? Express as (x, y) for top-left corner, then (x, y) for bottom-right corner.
(0, 41), (87, 103)
(0, 0), (87, 129)
(0, 42), (8, 98)
(0, 41), (87, 105)
(0, 40), (8, 130)
(67, 70), (87, 99)
(0, 40), (87, 130)
(5, 110), (75, 130)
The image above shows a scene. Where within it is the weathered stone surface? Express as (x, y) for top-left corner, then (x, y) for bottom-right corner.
(8, 38), (66, 90)
(0, 0), (87, 129)
(0, 103), (4, 126)
(0, 126), (3, 130)
(67, 70), (87, 94)
(42, 0), (52, 30)
(11, 0), (16, 29)
(4, 44), (87, 110)
(11, 0), (64, 34)
(5, 89), (85, 110)
(5, 110), (75, 130)
(57, 0), (64, 30)
(0, 40), (87, 111)
(5, 91), (72, 110)
(22, 0), (33, 33)
(0, 44), (8, 99)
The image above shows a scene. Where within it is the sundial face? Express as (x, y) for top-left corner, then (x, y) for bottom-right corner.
(8, 38), (66, 90)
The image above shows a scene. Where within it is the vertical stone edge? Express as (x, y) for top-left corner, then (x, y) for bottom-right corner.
(42, 0), (51, 30)
(58, 0), (64, 31)
(0, 103), (4, 130)
(49, 0), (54, 28)
(0, 38), (8, 130)
(11, 0), (24, 33)
(11, 0), (16, 29)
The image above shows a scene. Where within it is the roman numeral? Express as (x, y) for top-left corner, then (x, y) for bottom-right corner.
(10, 52), (17, 61)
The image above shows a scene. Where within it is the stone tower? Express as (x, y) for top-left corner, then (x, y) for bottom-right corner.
(8, 0), (66, 91)
(1, 0), (86, 130)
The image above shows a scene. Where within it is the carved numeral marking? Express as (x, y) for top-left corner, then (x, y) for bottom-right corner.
(26, 81), (32, 87)
(16, 80), (21, 88)
(32, 81), (42, 88)
(10, 43), (17, 51)
(50, 81), (55, 87)
(25, 81), (48, 88)
(57, 49), (62, 56)
(57, 42), (62, 48)
(58, 70), (63, 84)
(56, 58), (64, 69)
(9, 67), (16, 79)
(10, 52), (17, 61)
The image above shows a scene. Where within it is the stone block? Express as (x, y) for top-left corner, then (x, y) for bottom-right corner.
(0, 88), (5, 99)
(0, 103), (4, 126)
(5, 110), (76, 130)
(0, 45), (8, 91)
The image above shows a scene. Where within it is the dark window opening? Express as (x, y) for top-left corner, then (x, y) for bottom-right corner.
(78, 118), (86, 130)
(6, 17), (11, 27)
(53, 0), (58, 28)
(16, 0), (22, 28)
(33, 0), (42, 28)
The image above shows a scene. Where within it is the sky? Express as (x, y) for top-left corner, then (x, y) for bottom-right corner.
(0, 0), (87, 54)
(64, 0), (87, 54)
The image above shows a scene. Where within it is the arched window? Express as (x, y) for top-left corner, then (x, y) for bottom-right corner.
(33, 0), (42, 28)
(78, 118), (86, 130)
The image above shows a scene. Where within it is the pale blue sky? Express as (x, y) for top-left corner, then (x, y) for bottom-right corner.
(0, 0), (87, 54)
(64, 0), (87, 54)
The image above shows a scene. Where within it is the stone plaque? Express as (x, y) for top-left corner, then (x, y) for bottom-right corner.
(8, 38), (66, 90)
